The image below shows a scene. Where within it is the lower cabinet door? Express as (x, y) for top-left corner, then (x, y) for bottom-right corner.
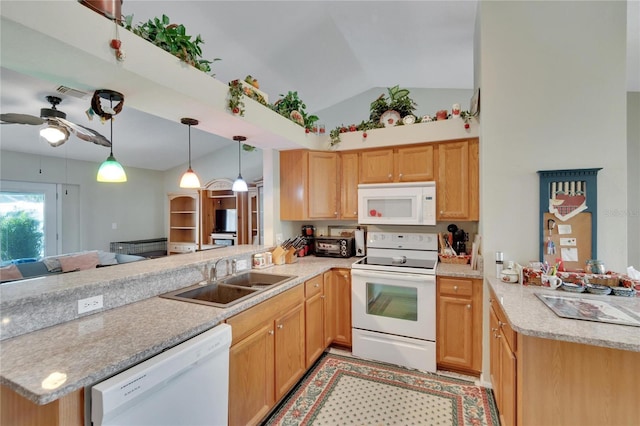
(332, 269), (352, 347)
(500, 334), (517, 426)
(228, 322), (275, 426)
(437, 295), (474, 369)
(274, 304), (306, 400)
(305, 292), (325, 368)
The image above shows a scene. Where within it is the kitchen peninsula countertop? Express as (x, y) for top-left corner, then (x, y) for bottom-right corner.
(0, 253), (353, 405)
(488, 276), (640, 352)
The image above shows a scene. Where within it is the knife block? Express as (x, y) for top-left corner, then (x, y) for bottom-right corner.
(285, 247), (298, 264)
(271, 246), (285, 265)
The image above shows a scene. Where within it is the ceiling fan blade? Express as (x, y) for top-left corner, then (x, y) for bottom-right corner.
(57, 118), (111, 147)
(0, 113), (45, 125)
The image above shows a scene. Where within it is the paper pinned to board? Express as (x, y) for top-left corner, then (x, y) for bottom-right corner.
(561, 247), (579, 262)
(560, 237), (577, 246)
(557, 224), (572, 235)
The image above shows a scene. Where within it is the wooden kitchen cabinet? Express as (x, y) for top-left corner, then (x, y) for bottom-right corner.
(226, 285), (304, 425)
(340, 152), (359, 219)
(280, 150), (339, 220)
(274, 303), (306, 400)
(332, 268), (352, 348)
(360, 145), (434, 183)
(435, 138), (479, 221)
(1, 385), (83, 426)
(323, 270), (336, 347)
(304, 274), (325, 368)
(489, 289), (517, 426)
(228, 322), (275, 426)
(436, 277), (483, 374)
(167, 192), (199, 255)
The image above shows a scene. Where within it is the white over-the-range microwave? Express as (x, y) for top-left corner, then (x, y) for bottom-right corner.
(357, 181), (436, 226)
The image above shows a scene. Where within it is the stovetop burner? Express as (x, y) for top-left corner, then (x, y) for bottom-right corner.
(352, 231), (438, 275)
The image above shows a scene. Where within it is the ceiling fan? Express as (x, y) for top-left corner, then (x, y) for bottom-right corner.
(0, 95), (111, 147)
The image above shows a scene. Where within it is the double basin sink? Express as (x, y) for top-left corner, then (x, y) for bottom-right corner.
(160, 271), (297, 308)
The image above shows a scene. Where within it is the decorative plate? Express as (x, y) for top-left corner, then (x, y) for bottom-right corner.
(402, 114), (416, 125)
(612, 286), (636, 297)
(380, 110), (401, 127)
(561, 282), (586, 293)
(585, 284), (612, 295)
(289, 110), (304, 126)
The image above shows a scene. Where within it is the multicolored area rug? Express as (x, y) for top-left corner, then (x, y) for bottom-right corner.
(263, 353), (499, 426)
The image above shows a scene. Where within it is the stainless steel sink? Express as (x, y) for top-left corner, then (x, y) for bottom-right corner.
(220, 272), (296, 290)
(160, 271), (296, 308)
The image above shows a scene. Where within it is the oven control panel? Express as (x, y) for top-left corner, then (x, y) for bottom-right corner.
(367, 232), (437, 250)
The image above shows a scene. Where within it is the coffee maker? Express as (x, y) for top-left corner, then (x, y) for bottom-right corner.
(301, 225), (315, 255)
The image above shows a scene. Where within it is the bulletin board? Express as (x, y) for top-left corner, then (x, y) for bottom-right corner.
(537, 168), (602, 271)
(542, 212), (591, 271)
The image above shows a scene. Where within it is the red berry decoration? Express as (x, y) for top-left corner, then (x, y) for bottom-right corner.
(464, 123), (470, 129)
(232, 107), (240, 114)
(305, 128), (310, 134)
(349, 124), (357, 132)
(110, 39), (122, 49)
(363, 132), (368, 138)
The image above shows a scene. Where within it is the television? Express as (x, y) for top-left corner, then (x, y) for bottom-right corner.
(215, 209), (237, 233)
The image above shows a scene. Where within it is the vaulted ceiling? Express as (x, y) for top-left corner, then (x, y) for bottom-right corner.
(1, 1), (637, 171)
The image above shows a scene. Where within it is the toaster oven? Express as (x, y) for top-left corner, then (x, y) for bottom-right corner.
(314, 236), (355, 258)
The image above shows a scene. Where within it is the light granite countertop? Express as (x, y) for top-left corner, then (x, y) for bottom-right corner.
(487, 276), (640, 352)
(0, 253), (354, 405)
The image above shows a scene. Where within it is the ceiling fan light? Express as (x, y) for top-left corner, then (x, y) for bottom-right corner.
(180, 168), (201, 188)
(232, 174), (248, 192)
(97, 154), (127, 182)
(40, 124), (69, 145)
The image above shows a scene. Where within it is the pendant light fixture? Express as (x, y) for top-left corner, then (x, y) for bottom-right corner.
(179, 118), (201, 188)
(232, 135), (248, 192)
(96, 90), (127, 182)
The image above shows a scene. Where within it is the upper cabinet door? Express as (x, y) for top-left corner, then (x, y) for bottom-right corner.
(436, 139), (479, 220)
(308, 151), (339, 219)
(395, 145), (435, 182)
(340, 152), (359, 219)
(360, 149), (394, 183)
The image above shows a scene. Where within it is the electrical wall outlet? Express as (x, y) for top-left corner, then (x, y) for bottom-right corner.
(78, 295), (103, 314)
(236, 259), (248, 271)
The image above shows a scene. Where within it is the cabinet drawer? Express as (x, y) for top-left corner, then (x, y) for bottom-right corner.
(439, 277), (473, 297)
(227, 285), (304, 345)
(169, 243), (196, 253)
(304, 275), (323, 298)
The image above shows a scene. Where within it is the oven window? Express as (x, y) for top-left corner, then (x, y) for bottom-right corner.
(366, 282), (417, 321)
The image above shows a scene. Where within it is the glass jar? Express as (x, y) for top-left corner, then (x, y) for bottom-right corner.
(586, 259), (605, 275)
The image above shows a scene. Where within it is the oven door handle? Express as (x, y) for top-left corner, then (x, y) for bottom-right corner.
(351, 269), (434, 283)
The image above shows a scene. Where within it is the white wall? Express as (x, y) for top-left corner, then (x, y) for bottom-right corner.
(479, 0), (628, 273)
(0, 150), (165, 252)
(628, 91), (640, 267)
(477, 0), (628, 383)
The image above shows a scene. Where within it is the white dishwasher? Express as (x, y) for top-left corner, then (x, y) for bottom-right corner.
(90, 323), (232, 426)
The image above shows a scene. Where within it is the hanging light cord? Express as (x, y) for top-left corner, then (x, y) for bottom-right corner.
(237, 141), (241, 175)
(188, 124), (192, 168)
(109, 97), (114, 157)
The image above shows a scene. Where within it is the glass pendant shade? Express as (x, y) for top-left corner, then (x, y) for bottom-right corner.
(180, 168), (201, 188)
(179, 118), (201, 188)
(97, 154), (127, 182)
(232, 136), (248, 192)
(232, 175), (248, 192)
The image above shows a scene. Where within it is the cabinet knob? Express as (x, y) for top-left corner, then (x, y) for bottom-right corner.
(440, 210), (444, 214)
(320, 295), (325, 299)
(399, 173), (403, 178)
(334, 212), (338, 216)
(353, 211), (357, 215)
(466, 304), (471, 309)
(314, 283), (320, 288)
(277, 324), (283, 329)
(388, 174), (392, 180)
(268, 330), (274, 335)
(454, 285), (458, 291)
(491, 327), (498, 332)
